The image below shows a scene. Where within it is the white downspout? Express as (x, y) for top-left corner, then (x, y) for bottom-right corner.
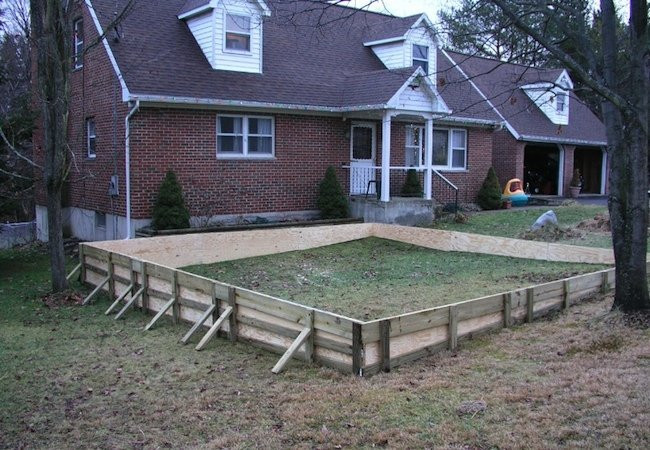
(125, 99), (140, 239)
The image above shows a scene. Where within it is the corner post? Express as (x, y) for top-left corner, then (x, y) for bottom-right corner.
(380, 110), (392, 203)
(424, 116), (433, 200)
(227, 287), (238, 342)
(352, 322), (363, 376)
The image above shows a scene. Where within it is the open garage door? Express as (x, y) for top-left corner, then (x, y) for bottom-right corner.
(574, 147), (604, 194)
(524, 145), (560, 195)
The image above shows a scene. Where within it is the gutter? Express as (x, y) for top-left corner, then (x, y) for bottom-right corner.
(518, 134), (607, 147)
(124, 99), (140, 240)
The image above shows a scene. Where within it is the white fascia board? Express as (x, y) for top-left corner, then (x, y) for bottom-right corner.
(411, 13), (437, 41)
(363, 36), (406, 47)
(256, 0), (271, 16)
(85, 0), (130, 102)
(556, 69), (574, 89)
(178, 4), (214, 20)
(441, 48), (520, 139)
(518, 134), (607, 146)
(521, 82), (553, 90)
(386, 67), (451, 114)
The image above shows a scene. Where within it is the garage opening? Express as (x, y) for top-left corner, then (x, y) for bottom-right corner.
(574, 147), (604, 194)
(524, 145), (560, 195)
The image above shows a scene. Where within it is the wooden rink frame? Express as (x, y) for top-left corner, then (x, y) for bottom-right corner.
(78, 223), (621, 376)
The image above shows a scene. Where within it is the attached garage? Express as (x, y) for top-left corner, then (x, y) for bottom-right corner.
(574, 147), (606, 194)
(523, 144), (561, 195)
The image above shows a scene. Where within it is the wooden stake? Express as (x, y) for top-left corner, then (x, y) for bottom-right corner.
(379, 319), (391, 373)
(303, 310), (315, 363)
(563, 280), (570, 310)
(180, 304), (216, 345)
(448, 305), (458, 351)
(114, 286), (144, 320)
(352, 322), (363, 376)
(141, 263), (149, 313)
(82, 276), (109, 305)
(79, 245), (86, 283)
(600, 271), (610, 294)
(65, 263), (82, 282)
(526, 288), (534, 323)
(171, 270), (179, 324)
(107, 253), (115, 300)
(227, 287), (238, 342)
(271, 325), (312, 374)
(105, 283), (134, 315)
(144, 296), (176, 331)
(503, 292), (512, 328)
(195, 306), (233, 351)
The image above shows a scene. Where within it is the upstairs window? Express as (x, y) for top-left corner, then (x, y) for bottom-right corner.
(412, 44), (429, 74)
(73, 18), (84, 69)
(225, 14), (251, 51)
(556, 93), (567, 113)
(86, 118), (96, 158)
(217, 115), (274, 158)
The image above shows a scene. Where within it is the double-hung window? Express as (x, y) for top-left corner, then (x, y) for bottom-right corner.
(432, 128), (467, 170)
(412, 44), (429, 74)
(73, 19), (84, 69)
(217, 115), (274, 158)
(86, 118), (96, 158)
(225, 14), (251, 51)
(405, 126), (424, 167)
(556, 93), (567, 113)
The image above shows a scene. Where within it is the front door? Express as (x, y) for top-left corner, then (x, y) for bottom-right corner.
(349, 123), (376, 195)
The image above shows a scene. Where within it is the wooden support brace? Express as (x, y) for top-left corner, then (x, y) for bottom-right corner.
(563, 280), (570, 310)
(526, 288), (534, 323)
(503, 292), (512, 328)
(352, 322), (363, 376)
(66, 263), (82, 282)
(144, 296), (176, 331)
(448, 305), (458, 351)
(195, 306), (233, 351)
(600, 271), (610, 294)
(105, 283), (134, 315)
(82, 276), (110, 305)
(303, 310), (315, 363)
(141, 263), (149, 314)
(227, 287), (238, 342)
(114, 286), (144, 320)
(271, 325), (312, 374)
(171, 271), (179, 324)
(180, 304), (216, 345)
(379, 319), (391, 373)
(79, 245), (86, 283)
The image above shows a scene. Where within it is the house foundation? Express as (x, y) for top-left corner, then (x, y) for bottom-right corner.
(349, 196), (434, 226)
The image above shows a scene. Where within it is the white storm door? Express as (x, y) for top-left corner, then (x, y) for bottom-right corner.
(349, 123), (377, 195)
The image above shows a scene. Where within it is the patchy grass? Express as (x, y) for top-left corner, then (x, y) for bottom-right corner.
(184, 237), (607, 320)
(1, 245), (648, 448)
(434, 205), (613, 248)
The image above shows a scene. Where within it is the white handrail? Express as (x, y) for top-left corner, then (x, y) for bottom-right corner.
(341, 164), (459, 191)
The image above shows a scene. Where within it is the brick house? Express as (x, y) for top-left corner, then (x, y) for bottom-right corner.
(34, 0), (607, 241)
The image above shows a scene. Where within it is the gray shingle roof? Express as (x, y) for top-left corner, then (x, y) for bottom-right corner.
(178, 0), (209, 16)
(361, 14), (421, 43)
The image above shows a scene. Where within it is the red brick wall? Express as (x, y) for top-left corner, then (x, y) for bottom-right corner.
(129, 110), (350, 219)
(492, 129), (525, 189)
(562, 145), (576, 196)
(33, 1), (128, 218)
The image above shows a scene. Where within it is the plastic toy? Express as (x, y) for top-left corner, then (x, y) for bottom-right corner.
(502, 178), (529, 206)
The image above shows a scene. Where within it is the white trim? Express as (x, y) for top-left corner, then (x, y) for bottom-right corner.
(350, 122), (377, 163)
(216, 114), (275, 158)
(600, 148), (608, 195)
(178, 4), (214, 20)
(223, 11), (253, 54)
(518, 134), (607, 146)
(85, 0), (130, 102)
(124, 100), (140, 240)
(441, 48), (519, 139)
(557, 144), (565, 196)
(380, 110), (394, 202)
(363, 36), (406, 47)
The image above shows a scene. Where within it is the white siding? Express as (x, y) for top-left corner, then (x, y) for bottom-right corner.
(395, 85), (434, 111)
(371, 41), (406, 69)
(187, 13), (214, 64)
(524, 87), (569, 125)
(405, 25), (436, 77)
(183, 0), (263, 73)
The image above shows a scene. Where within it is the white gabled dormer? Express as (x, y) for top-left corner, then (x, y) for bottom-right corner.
(179, 0), (270, 74)
(364, 14), (438, 77)
(522, 70), (573, 125)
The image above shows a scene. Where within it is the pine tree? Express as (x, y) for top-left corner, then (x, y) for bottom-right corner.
(401, 169), (422, 197)
(476, 167), (502, 210)
(152, 171), (190, 230)
(317, 166), (348, 219)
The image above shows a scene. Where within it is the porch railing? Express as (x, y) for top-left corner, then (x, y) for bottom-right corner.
(342, 165), (459, 212)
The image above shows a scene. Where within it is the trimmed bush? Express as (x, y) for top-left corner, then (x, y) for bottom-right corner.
(317, 166), (349, 219)
(401, 169), (423, 197)
(152, 171), (190, 230)
(477, 167), (502, 210)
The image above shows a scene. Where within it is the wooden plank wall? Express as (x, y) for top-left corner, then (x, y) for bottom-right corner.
(360, 268), (616, 376)
(81, 244), (358, 374)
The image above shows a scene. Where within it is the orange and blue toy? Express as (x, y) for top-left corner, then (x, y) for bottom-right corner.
(502, 178), (529, 206)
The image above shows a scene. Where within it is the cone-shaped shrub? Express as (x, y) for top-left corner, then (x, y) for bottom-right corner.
(317, 166), (349, 219)
(152, 171), (190, 230)
(477, 167), (502, 210)
(401, 169), (423, 196)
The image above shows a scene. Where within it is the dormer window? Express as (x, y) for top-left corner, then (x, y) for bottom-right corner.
(556, 93), (567, 113)
(225, 14), (251, 52)
(413, 44), (429, 74)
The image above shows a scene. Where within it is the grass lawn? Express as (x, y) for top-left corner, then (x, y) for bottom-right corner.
(184, 237), (608, 320)
(1, 245), (648, 448)
(433, 205), (613, 248)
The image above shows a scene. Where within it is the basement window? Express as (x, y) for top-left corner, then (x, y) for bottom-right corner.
(225, 14), (251, 52)
(217, 115), (274, 158)
(95, 211), (106, 229)
(73, 18), (84, 69)
(86, 118), (96, 158)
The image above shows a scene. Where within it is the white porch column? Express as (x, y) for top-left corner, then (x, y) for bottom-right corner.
(424, 117), (434, 200)
(381, 110), (392, 202)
